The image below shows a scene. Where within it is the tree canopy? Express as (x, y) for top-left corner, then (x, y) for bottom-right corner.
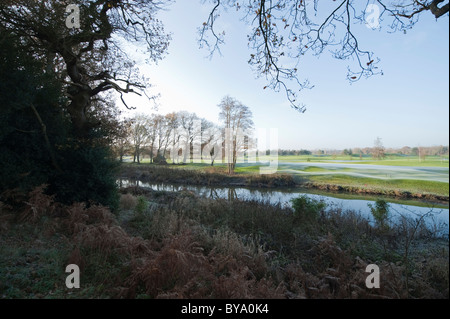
(0, 31), (119, 208)
(200, 0), (448, 112)
(218, 96), (254, 174)
(0, 0), (170, 136)
(1, 0), (447, 123)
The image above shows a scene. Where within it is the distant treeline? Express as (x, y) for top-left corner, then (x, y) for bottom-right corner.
(274, 149), (313, 156)
(274, 146), (449, 157)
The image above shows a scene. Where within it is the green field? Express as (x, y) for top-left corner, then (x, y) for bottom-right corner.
(262, 154), (450, 167)
(126, 154), (449, 198)
(304, 174), (449, 197)
(133, 154), (449, 168)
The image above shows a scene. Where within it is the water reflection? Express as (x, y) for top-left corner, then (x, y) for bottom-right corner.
(118, 179), (449, 235)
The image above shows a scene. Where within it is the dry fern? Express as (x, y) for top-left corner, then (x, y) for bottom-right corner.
(19, 184), (55, 223)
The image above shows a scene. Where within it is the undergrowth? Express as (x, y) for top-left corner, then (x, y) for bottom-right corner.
(0, 185), (448, 299)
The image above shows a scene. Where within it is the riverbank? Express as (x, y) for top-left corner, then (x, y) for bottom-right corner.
(118, 163), (449, 203)
(118, 163), (297, 188)
(302, 181), (449, 202)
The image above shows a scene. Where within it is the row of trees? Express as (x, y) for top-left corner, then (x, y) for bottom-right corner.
(271, 143), (448, 160)
(389, 145), (449, 157)
(117, 112), (449, 166)
(277, 150), (312, 156)
(113, 96), (255, 174)
(285, 145), (448, 158)
(114, 112), (215, 164)
(343, 144), (449, 159)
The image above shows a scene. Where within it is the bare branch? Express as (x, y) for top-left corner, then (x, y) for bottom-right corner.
(200, 0), (447, 112)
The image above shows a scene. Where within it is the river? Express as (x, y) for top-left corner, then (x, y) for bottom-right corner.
(118, 178), (449, 236)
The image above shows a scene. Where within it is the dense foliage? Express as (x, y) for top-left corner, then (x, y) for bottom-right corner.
(0, 33), (119, 209)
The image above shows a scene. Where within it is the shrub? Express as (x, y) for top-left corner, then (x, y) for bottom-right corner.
(290, 195), (326, 221)
(48, 145), (120, 211)
(368, 199), (390, 228)
(152, 153), (167, 164)
(134, 196), (149, 216)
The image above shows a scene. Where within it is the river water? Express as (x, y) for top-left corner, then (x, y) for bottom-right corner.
(118, 179), (449, 236)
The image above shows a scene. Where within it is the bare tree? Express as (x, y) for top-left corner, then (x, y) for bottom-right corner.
(400, 146), (412, 155)
(0, 0), (170, 137)
(130, 114), (150, 164)
(372, 136), (386, 160)
(201, 122), (223, 166)
(169, 114), (184, 164)
(147, 114), (159, 163)
(218, 96), (254, 174)
(3, 0), (446, 127)
(112, 118), (133, 162)
(178, 111), (201, 163)
(200, 0), (448, 112)
(155, 114), (169, 161)
(162, 112), (178, 159)
(418, 146), (427, 162)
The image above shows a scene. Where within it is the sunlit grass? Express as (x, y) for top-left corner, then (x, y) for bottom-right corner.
(125, 154), (448, 168)
(259, 155), (449, 167)
(354, 158), (449, 167)
(307, 174), (449, 197)
(121, 155), (449, 197)
(300, 166), (332, 173)
(233, 165), (263, 174)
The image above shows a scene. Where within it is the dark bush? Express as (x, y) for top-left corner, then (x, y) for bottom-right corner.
(0, 32), (119, 210)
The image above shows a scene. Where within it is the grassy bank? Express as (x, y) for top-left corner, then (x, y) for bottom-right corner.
(302, 175), (449, 201)
(118, 163), (297, 188)
(118, 163), (449, 201)
(0, 184), (448, 299)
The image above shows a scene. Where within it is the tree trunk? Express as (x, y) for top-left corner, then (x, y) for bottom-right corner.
(135, 146), (141, 164)
(30, 104), (62, 173)
(63, 52), (92, 137)
(183, 141), (189, 163)
(66, 90), (91, 137)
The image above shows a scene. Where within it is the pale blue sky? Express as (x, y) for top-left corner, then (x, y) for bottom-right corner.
(122, 1), (449, 150)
